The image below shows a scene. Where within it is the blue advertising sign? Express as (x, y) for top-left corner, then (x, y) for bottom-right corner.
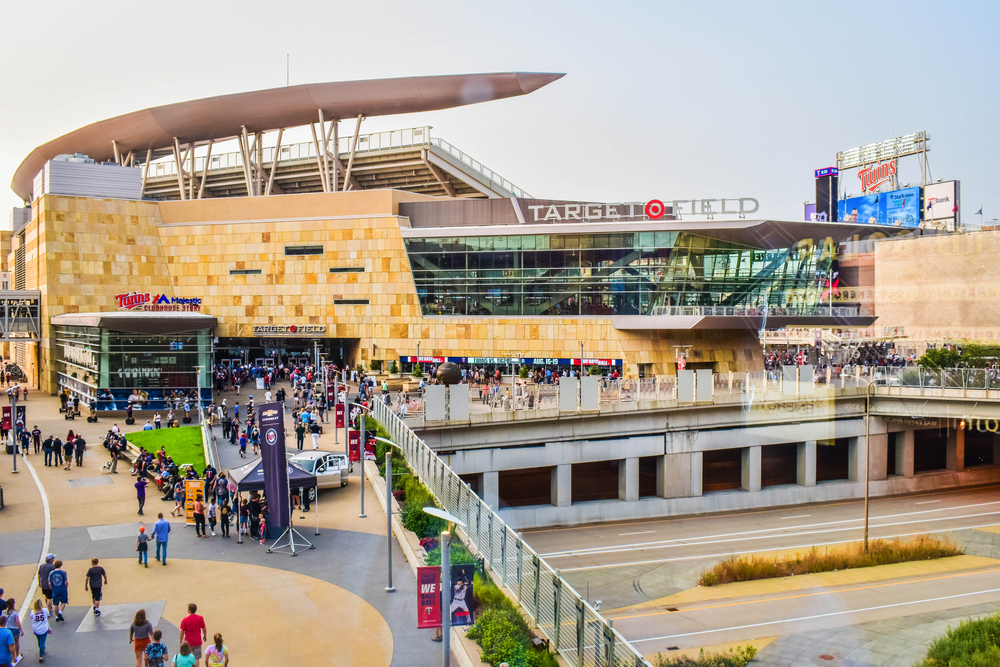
(838, 187), (921, 227)
(814, 167), (839, 178)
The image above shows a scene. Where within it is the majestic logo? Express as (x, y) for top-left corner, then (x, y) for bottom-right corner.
(857, 159), (896, 193)
(265, 428), (278, 446)
(114, 292), (151, 310)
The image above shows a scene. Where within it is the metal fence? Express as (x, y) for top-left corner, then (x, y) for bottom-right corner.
(371, 398), (649, 667)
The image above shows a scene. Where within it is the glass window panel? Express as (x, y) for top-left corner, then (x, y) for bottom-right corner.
(521, 235), (535, 250)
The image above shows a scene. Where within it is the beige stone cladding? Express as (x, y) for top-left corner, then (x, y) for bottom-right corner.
(29, 189), (769, 391)
(875, 231), (1000, 344)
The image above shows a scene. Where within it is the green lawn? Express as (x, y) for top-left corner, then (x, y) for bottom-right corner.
(126, 426), (206, 471)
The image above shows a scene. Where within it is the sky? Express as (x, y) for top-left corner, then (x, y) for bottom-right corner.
(1, 0), (997, 223)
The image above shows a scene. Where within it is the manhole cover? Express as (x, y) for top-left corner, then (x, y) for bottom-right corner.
(819, 656), (835, 661)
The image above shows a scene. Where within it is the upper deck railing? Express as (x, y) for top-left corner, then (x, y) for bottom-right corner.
(143, 126), (531, 197)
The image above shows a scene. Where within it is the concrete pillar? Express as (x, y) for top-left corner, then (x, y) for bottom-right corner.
(619, 457), (639, 502)
(741, 446), (761, 492)
(551, 464), (571, 507)
(690, 451), (703, 497)
(848, 436), (862, 482)
(896, 431), (915, 477)
(797, 440), (816, 487)
(947, 425), (966, 472)
(657, 453), (693, 498)
(482, 471), (499, 510)
(868, 433), (889, 481)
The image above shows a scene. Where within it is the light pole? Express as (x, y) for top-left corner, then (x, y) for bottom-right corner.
(374, 435), (401, 593)
(422, 507), (467, 667)
(859, 376), (876, 552)
(9, 389), (17, 474)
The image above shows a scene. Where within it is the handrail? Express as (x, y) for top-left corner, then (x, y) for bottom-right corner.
(648, 305), (870, 318)
(371, 398), (649, 667)
(429, 137), (531, 198)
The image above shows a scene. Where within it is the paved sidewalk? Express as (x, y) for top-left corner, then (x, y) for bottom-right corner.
(0, 387), (447, 666)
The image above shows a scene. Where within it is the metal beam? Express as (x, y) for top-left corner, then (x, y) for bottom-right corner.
(309, 123), (328, 193)
(343, 114), (364, 191)
(239, 126), (254, 196)
(255, 131), (264, 197)
(140, 148), (152, 198)
(112, 140), (121, 164)
(172, 138), (186, 200)
(266, 129), (283, 196)
(188, 144), (195, 200)
(330, 120), (339, 192)
(198, 140), (214, 199)
(421, 149), (456, 196)
(318, 110), (332, 193)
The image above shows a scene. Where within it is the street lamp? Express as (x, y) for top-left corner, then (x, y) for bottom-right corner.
(8, 388), (17, 474)
(858, 375), (876, 552)
(373, 435), (401, 593)
(422, 507), (466, 667)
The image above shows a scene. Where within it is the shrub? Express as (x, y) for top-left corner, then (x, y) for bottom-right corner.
(915, 612), (1000, 666)
(389, 360), (399, 374)
(401, 477), (446, 538)
(698, 535), (961, 586)
(370, 359), (382, 371)
(424, 536), (477, 566)
(588, 364), (603, 376)
(653, 646), (757, 667)
(519, 366), (530, 378)
(411, 365), (425, 378)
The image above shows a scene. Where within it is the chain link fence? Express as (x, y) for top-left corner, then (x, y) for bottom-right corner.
(372, 398), (650, 667)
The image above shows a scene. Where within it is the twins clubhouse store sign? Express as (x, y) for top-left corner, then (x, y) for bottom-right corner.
(116, 291), (202, 312)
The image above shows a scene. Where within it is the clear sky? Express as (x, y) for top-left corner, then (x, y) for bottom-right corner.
(1, 0), (996, 222)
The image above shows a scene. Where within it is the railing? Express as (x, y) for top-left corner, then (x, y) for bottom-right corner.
(648, 305), (869, 318)
(371, 398), (648, 667)
(430, 137), (531, 198)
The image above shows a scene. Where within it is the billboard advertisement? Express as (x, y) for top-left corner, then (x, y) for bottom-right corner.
(838, 186), (921, 227)
(258, 402), (290, 536)
(924, 181), (960, 230)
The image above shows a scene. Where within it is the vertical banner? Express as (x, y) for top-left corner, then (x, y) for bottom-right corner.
(448, 563), (475, 626)
(14, 405), (25, 431)
(335, 403), (345, 429)
(348, 430), (360, 462)
(416, 566), (442, 629)
(2, 406), (10, 431)
(365, 434), (377, 461)
(184, 479), (205, 526)
(258, 402), (290, 536)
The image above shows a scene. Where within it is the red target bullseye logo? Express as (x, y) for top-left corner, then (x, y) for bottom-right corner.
(645, 199), (666, 219)
(289, 325), (298, 333)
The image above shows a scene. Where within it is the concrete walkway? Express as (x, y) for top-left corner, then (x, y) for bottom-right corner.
(0, 387), (447, 666)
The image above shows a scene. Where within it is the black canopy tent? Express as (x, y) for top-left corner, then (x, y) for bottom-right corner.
(228, 457), (318, 544)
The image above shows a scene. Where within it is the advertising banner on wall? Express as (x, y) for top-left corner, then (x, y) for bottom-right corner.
(258, 402), (290, 536)
(838, 186), (921, 227)
(416, 566), (442, 629)
(924, 181), (960, 230)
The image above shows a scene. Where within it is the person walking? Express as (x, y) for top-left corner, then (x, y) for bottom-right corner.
(218, 501), (231, 538)
(2, 598), (21, 664)
(207, 499), (217, 537)
(136, 526), (150, 567)
(62, 438), (74, 471)
(192, 496), (207, 538)
(74, 435), (85, 468)
(37, 554), (55, 616)
(129, 609), (153, 667)
(0, 617), (13, 667)
(171, 481), (185, 518)
(85, 557), (107, 617)
(42, 436), (53, 467)
(154, 412), (161, 429)
(153, 513), (171, 566)
(29, 599), (50, 663)
(310, 421), (320, 450)
(143, 630), (168, 667)
(178, 604), (206, 666)
(52, 437), (62, 468)
(47, 561), (68, 622)
(203, 633), (228, 667)
(135, 477), (147, 516)
(294, 421), (305, 451)
(31, 426), (40, 455)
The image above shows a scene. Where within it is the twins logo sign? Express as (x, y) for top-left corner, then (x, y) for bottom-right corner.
(265, 428), (279, 447)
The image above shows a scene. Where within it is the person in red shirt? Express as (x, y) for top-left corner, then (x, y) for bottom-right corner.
(179, 603), (207, 665)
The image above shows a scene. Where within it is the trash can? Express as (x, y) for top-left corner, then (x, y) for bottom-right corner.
(4, 443), (11, 455)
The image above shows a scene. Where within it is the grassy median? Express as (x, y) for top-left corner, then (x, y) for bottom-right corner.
(698, 535), (962, 586)
(126, 425), (206, 471)
(653, 646), (758, 667)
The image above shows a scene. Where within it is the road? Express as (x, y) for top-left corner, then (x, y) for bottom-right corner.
(521, 485), (1000, 657)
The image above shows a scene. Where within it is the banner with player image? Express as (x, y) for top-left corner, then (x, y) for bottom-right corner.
(448, 563), (475, 626)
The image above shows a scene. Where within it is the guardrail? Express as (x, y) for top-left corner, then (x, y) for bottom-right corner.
(430, 137), (530, 198)
(648, 305), (869, 318)
(372, 398), (648, 667)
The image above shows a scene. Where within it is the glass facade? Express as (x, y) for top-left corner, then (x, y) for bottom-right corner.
(404, 232), (835, 316)
(55, 326), (213, 411)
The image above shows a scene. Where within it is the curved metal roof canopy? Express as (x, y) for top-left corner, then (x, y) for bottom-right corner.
(12, 71), (564, 201)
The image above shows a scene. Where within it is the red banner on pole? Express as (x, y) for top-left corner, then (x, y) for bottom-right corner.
(2, 406), (10, 431)
(335, 403), (345, 429)
(365, 435), (377, 461)
(348, 430), (361, 462)
(416, 566), (442, 629)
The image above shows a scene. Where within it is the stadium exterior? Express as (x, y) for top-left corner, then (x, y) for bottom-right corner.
(4, 72), (904, 403)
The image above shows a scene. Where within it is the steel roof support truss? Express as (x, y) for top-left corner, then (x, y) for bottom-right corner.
(0, 292), (40, 342)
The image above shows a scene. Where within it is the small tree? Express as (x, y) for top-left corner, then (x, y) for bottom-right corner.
(588, 364), (602, 375)
(370, 359), (382, 372)
(411, 365), (425, 378)
(518, 366), (530, 379)
(389, 360), (399, 374)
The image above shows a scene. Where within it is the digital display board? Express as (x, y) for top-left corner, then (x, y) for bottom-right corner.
(838, 186), (921, 227)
